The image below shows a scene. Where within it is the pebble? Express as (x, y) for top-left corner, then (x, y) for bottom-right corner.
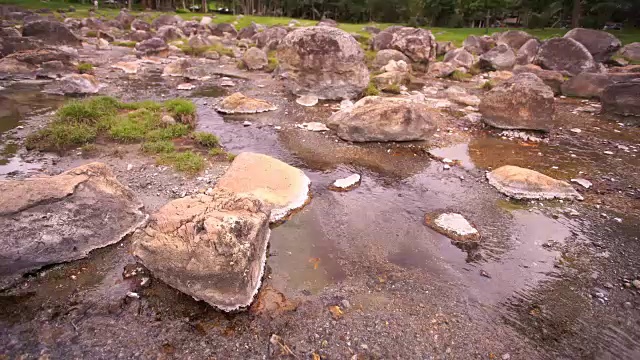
(502, 354), (511, 360)
(570, 128), (582, 133)
(242, 121), (252, 126)
(127, 164), (134, 171)
(443, 164), (451, 170)
(480, 270), (491, 278)
(623, 302), (633, 309)
(632, 280), (640, 289)
(603, 151), (614, 155)
(571, 178), (592, 189)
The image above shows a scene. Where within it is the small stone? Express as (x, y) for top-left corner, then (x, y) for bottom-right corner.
(443, 164), (451, 170)
(502, 354), (511, 360)
(220, 80), (235, 87)
(70, 275), (77, 280)
(296, 95), (319, 107)
(571, 178), (592, 189)
(603, 151), (614, 155)
(623, 302), (633, 309)
(330, 174), (361, 191)
(632, 280), (640, 289)
(177, 83), (196, 90)
(301, 122), (330, 132)
(570, 128), (582, 133)
(127, 291), (140, 298)
(127, 164), (134, 171)
(242, 121), (252, 126)
(480, 270), (491, 278)
(161, 115), (176, 125)
(340, 299), (351, 309)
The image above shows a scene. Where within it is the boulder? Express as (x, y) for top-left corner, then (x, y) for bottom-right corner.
(0, 163), (146, 290)
(619, 43), (640, 62)
(535, 37), (597, 76)
(115, 9), (135, 29)
(215, 92), (277, 114)
(0, 57), (36, 80)
(157, 25), (186, 42)
(443, 48), (474, 69)
(561, 72), (640, 99)
(609, 65), (640, 73)
(480, 73), (555, 132)
(327, 96), (446, 142)
(135, 37), (169, 58)
(0, 36), (42, 57)
(96, 38), (110, 50)
(200, 16), (213, 26)
(372, 70), (410, 91)
(179, 20), (199, 36)
(22, 19), (81, 46)
(478, 44), (516, 71)
(35, 60), (72, 79)
(445, 86), (480, 107)
(428, 61), (456, 78)
(111, 61), (139, 74)
(564, 28), (621, 63)
(516, 38), (540, 65)
(214, 152), (311, 222)
(211, 23), (237, 37)
(0, 27), (20, 37)
(373, 49), (410, 69)
(463, 35), (496, 55)
(253, 26), (287, 51)
(128, 30), (151, 42)
(512, 64), (564, 94)
(487, 165), (583, 200)
(63, 17), (82, 30)
(6, 47), (75, 66)
(237, 22), (259, 40)
(277, 26), (369, 100)
(81, 17), (109, 31)
(48, 73), (101, 95)
(436, 41), (455, 57)
(187, 33), (214, 48)
(317, 18), (338, 27)
(242, 46), (268, 70)
(372, 26), (437, 63)
(381, 59), (409, 73)
(151, 14), (182, 29)
(132, 190), (270, 312)
(601, 81), (640, 117)
(496, 30), (534, 50)
(131, 18), (151, 32)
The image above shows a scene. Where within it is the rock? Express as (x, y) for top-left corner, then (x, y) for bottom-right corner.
(445, 86), (480, 107)
(609, 65), (640, 73)
(296, 95), (319, 107)
(437, 41), (455, 56)
(216, 92), (277, 114)
(317, 18), (338, 27)
(516, 38), (540, 65)
(151, 14), (182, 29)
(327, 96), (446, 142)
(571, 178), (592, 189)
(329, 174), (361, 191)
(162, 58), (189, 77)
(443, 48), (474, 69)
(96, 38), (110, 50)
(277, 26), (369, 100)
(131, 190), (270, 311)
(535, 37), (597, 76)
(157, 25), (186, 42)
(215, 152), (311, 222)
(463, 35), (496, 55)
(373, 49), (410, 69)
(487, 165), (582, 200)
(237, 22), (259, 40)
(619, 42), (640, 62)
(253, 26), (287, 52)
(633, 280), (640, 289)
(47, 73), (100, 95)
(0, 163), (146, 290)
(561, 72), (640, 99)
(512, 64), (564, 94)
(480, 73), (555, 132)
(127, 30), (151, 42)
(373, 70), (410, 91)
(0, 56), (36, 80)
(161, 115), (176, 125)
(381, 59), (409, 73)
(0, 36), (43, 57)
(7, 48), (76, 66)
(601, 82), (640, 117)
(372, 26), (437, 63)
(564, 28), (621, 63)
(0, 27), (20, 37)
(131, 18), (151, 32)
(428, 62), (456, 78)
(479, 44), (516, 71)
(177, 83), (195, 90)
(425, 213), (480, 243)
(115, 9), (135, 29)
(22, 19), (81, 46)
(242, 47), (268, 70)
(200, 16), (213, 26)
(299, 122), (329, 131)
(135, 37), (169, 58)
(497, 30), (534, 50)
(187, 34), (214, 48)
(211, 23), (237, 37)
(36, 60), (71, 79)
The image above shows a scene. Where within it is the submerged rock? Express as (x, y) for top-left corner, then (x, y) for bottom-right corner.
(425, 212), (480, 244)
(216, 92), (277, 114)
(327, 96), (446, 142)
(132, 190), (270, 312)
(296, 95), (319, 107)
(0, 163), (146, 290)
(486, 165), (583, 200)
(329, 174), (361, 191)
(214, 152), (311, 222)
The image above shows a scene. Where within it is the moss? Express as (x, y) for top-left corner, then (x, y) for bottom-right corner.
(57, 96), (119, 124)
(436, 54), (445, 62)
(159, 151), (205, 174)
(76, 62), (94, 74)
(164, 98), (196, 126)
(266, 51), (279, 72)
(236, 60), (247, 70)
(363, 81), (380, 96)
(85, 30), (97, 37)
(226, 153), (237, 162)
(145, 124), (191, 141)
(384, 83), (402, 94)
(208, 147), (226, 156)
(450, 70), (472, 81)
(112, 41), (137, 48)
(175, 8), (191, 14)
(25, 122), (97, 151)
(481, 80), (495, 90)
(192, 131), (219, 148)
(178, 42), (234, 58)
(142, 140), (175, 154)
(468, 64), (482, 76)
(364, 49), (377, 68)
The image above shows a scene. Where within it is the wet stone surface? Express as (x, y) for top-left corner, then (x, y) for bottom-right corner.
(0, 39), (639, 360)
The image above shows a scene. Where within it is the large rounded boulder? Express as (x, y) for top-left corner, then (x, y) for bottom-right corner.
(619, 43), (640, 62)
(564, 28), (621, 63)
(372, 26), (437, 63)
(516, 38), (540, 65)
(444, 48), (474, 68)
(463, 35), (496, 55)
(535, 37), (597, 76)
(496, 30), (535, 50)
(253, 26), (288, 51)
(22, 19), (81, 46)
(601, 81), (640, 117)
(479, 44), (516, 71)
(277, 26), (369, 100)
(479, 73), (555, 132)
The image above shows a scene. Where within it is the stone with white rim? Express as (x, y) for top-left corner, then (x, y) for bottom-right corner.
(216, 92), (277, 114)
(330, 174), (361, 191)
(177, 83), (195, 90)
(487, 165), (583, 200)
(296, 95), (319, 107)
(299, 122), (329, 132)
(425, 212), (480, 246)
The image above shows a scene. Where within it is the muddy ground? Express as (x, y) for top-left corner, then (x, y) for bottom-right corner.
(1, 44), (639, 360)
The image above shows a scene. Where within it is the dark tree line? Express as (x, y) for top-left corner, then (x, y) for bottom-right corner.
(98, 0), (640, 28)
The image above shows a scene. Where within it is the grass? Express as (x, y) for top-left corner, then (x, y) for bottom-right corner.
(481, 80), (495, 90)
(384, 83), (402, 94)
(450, 70), (472, 81)
(363, 81), (380, 96)
(25, 96), (214, 175)
(112, 41), (137, 48)
(85, 30), (98, 38)
(178, 42), (235, 58)
(266, 51), (279, 72)
(77, 62), (94, 74)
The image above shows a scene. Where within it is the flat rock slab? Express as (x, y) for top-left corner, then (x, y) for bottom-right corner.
(216, 92), (277, 114)
(132, 191), (271, 312)
(486, 165), (583, 200)
(329, 174), (361, 191)
(0, 162), (146, 289)
(425, 212), (480, 248)
(214, 152), (311, 222)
